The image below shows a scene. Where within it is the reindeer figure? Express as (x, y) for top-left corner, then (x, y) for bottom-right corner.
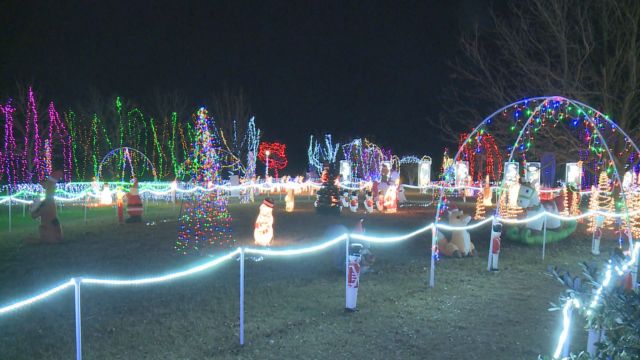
(516, 181), (561, 231)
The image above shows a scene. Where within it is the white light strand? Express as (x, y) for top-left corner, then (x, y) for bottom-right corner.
(82, 249), (241, 286)
(0, 279), (74, 315)
(553, 298), (581, 359)
(552, 243), (640, 358)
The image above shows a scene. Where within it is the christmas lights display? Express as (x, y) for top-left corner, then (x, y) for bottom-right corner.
(342, 138), (393, 181)
(474, 192), (485, 220)
(589, 171), (615, 231)
(258, 142), (287, 178)
(175, 108), (234, 255)
(315, 163), (341, 215)
(308, 134), (340, 175)
(457, 132), (503, 182)
(0, 89), (262, 184)
(97, 147), (158, 182)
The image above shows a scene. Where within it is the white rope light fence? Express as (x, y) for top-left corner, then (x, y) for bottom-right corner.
(2, 180), (616, 205)
(0, 211), (638, 359)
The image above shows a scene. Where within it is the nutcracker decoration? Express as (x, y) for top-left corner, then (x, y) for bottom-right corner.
(345, 243), (363, 312)
(488, 220), (502, 271)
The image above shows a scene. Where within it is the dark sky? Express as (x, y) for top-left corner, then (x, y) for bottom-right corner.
(0, 0), (492, 172)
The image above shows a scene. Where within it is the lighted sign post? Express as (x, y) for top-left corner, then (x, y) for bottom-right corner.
(418, 159), (431, 188)
(340, 160), (352, 183)
(524, 162), (541, 188)
(454, 161), (469, 187)
(503, 162), (519, 184)
(265, 150), (270, 178)
(565, 162), (581, 188)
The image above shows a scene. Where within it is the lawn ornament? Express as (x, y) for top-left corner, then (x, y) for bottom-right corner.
(364, 191), (374, 213)
(345, 242), (363, 312)
(30, 171), (63, 243)
(505, 181), (576, 245)
(341, 190), (350, 208)
(285, 188), (295, 212)
(437, 206), (475, 257)
(349, 191), (359, 212)
(254, 198), (274, 246)
(126, 179), (143, 223)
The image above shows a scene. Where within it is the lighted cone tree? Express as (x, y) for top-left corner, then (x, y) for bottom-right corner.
(498, 190), (510, 219)
(474, 192), (485, 220)
(175, 108), (234, 255)
(589, 171), (615, 231)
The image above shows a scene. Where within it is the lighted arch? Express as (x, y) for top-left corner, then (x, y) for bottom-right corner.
(430, 96), (640, 287)
(97, 147), (157, 182)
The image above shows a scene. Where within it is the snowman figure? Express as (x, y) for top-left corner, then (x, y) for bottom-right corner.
(376, 191), (385, 212)
(364, 191), (374, 213)
(254, 198), (274, 246)
(341, 190), (350, 208)
(349, 191), (359, 212)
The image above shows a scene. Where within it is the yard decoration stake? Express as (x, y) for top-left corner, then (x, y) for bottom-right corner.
(488, 220), (502, 271)
(345, 243), (363, 311)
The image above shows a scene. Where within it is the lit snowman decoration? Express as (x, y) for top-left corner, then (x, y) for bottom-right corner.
(254, 198), (275, 246)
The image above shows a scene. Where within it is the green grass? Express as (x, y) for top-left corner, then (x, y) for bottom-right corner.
(0, 195), (614, 359)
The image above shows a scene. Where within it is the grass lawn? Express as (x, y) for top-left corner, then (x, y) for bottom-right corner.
(0, 191), (616, 359)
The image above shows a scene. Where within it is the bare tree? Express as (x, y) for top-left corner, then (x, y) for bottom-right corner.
(210, 86), (252, 155)
(440, 0), (640, 165)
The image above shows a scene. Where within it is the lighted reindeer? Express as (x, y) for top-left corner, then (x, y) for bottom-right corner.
(516, 181), (561, 231)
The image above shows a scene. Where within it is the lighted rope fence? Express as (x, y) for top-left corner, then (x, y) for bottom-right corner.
(0, 212), (638, 359)
(2, 180), (614, 205)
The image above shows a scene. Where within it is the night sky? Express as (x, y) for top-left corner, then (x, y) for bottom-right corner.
(0, 0), (493, 172)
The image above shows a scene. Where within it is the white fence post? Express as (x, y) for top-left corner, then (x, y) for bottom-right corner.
(542, 214), (547, 260)
(73, 278), (82, 360)
(429, 226), (436, 287)
(84, 194), (88, 224)
(239, 247), (245, 346)
(344, 234), (350, 306)
(8, 188), (12, 233)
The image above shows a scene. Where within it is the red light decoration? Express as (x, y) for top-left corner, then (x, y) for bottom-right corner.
(258, 142), (288, 178)
(458, 132), (503, 182)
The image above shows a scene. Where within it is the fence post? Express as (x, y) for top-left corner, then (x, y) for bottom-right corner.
(73, 277), (82, 360)
(542, 214), (547, 260)
(8, 188), (12, 233)
(345, 233), (350, 305)
(429, 226), (436, 287)
(239, 247), (245, 346)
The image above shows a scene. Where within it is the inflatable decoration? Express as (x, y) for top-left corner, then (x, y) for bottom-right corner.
(505, 181), (577, 245)
(437, 206), (475, 257)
